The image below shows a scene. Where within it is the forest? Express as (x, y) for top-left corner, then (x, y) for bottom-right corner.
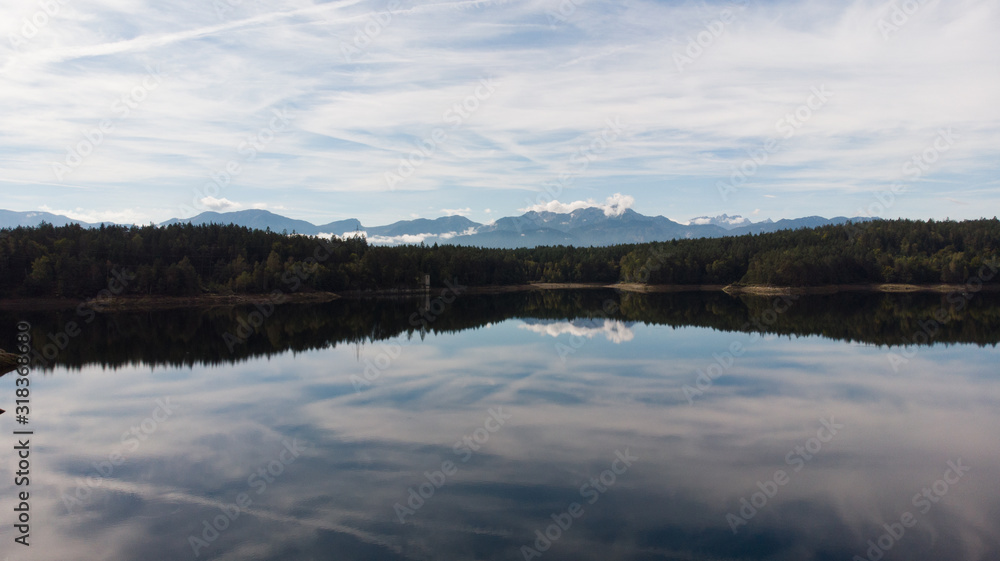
(4, 290), (1000, 371)
(0, 218), (997, 299)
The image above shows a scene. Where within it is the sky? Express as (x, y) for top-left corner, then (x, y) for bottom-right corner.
(0, 0), (998, 227)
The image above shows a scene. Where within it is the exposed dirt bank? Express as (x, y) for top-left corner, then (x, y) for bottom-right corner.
(1, 282), (996, 312)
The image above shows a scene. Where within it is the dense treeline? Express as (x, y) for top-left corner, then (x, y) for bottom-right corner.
(4, 290), (999, 371)
(620, 218), (1000, 286)
(0, 218), (997, 299)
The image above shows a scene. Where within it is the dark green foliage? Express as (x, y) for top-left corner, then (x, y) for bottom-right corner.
(618, 219), (999, 286)
(0, 219), (997, 299)
(3, 290), (998, 371)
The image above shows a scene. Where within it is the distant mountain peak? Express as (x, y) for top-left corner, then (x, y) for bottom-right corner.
(0, 208), (877, 249)
(687, 214), (752, 229)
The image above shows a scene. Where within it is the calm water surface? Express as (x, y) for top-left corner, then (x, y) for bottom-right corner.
(1, 291), (998, 560)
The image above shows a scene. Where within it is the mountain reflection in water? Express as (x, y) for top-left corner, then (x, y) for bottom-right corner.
(0, 290), (997, 560)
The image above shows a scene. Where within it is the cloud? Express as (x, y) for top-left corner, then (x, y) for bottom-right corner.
(37, 205), (153, 225)
(518, 319), (635, 344)
(200, 197), (243, 211)
(440, 207), (472, 216)
(346, 231), (437, 245)
(340, 226), (480, 245)
(520, 193), (635, 217)
(687, 214), (751, 227)
(440, 227), (478, 239)
(1, 0), (998, 223)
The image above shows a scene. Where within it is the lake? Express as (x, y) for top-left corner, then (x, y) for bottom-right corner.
(1, 289), (998, 560)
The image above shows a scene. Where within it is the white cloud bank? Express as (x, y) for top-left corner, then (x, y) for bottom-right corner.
(519, 319), (635, 344)
(200, 197), (242, 211)
(684, 214), (752, 228)
(38, 205), (154, 225)
(520, 193), (635, 217)
(338, 230), (470, 245)
(1, 0), (999, 223)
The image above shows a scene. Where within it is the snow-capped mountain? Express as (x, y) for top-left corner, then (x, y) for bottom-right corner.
(686, 214), (753, 229)
(0, 208), (876, 248)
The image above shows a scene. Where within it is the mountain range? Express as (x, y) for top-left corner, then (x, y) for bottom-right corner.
(0, 208), (874, 248)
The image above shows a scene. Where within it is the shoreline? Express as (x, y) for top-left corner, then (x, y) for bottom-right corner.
(716, 283), (1000, 295)
(0, 282), (996, 312)
(0, 292), (342, 312)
